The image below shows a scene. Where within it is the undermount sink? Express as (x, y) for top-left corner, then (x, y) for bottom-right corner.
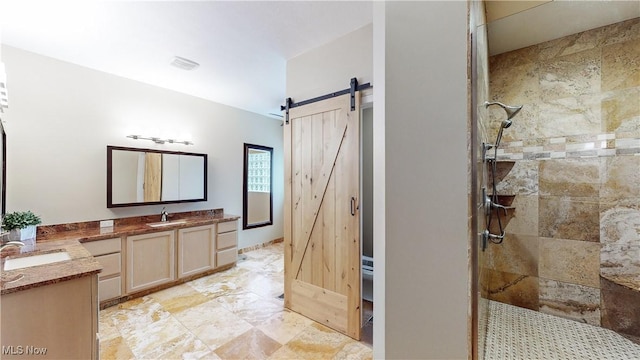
(3, 251), (71, 271)
(147, 220), (187, 228)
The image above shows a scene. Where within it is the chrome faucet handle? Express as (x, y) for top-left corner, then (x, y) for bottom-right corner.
(160, 207), (169, 222)
(0, 241), (25, 252)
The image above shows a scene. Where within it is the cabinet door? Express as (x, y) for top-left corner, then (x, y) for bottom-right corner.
(126, 231), (175, 293)
(178, 225), (215, 278)
(1, 275), (98, 360)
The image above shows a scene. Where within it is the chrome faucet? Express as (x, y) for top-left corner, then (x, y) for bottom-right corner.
(0, 241), (25, 252)
(160, 207), (169, 222)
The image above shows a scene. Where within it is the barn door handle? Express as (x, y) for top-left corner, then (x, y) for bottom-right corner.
(350, 197), (356, 216)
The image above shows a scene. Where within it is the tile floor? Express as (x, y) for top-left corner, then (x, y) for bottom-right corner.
(485, 300), (640, 359)
(99, 243), (373, 359)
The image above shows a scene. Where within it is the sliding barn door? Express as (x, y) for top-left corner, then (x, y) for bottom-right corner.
(284, 93), (361, 340)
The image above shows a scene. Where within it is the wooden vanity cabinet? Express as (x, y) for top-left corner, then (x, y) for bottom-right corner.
(90, 219), (239, 303)
(126, 230), (175, 293)
(216, 220), (238, 267)
(177, 224), (215, 278)
(1, 275), (98, 359)
(82, 237), (122, 302)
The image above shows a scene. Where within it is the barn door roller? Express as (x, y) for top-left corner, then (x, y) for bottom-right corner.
(281, 77), (371, 124)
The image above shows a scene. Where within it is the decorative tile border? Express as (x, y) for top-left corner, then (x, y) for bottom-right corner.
(496, 133), (640, 160)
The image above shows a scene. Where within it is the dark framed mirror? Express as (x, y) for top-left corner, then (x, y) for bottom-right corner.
(243, 143), (273, 230)
(107, 145), (207, 208)
(1, 122), (5, 216)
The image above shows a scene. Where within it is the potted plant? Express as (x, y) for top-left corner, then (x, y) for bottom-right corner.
(2, 211), (42, 241)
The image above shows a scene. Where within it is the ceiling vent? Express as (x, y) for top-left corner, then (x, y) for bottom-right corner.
(170, 56), (199, 71)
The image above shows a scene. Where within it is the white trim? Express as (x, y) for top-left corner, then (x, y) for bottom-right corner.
(372, 2), (385, 357)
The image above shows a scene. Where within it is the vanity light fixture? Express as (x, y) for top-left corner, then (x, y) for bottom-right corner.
(126, 135), (193, 146)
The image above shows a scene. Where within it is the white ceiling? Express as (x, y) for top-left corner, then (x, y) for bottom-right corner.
(0, 1), (372, 119)
(1, 1), (637, 117)
(487, 1), (640, 55)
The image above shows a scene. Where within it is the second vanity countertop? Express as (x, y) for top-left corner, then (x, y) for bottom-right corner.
(1, 239), (102, 295)
(37, 212), (241, 244)
(1, 212), (240, 295)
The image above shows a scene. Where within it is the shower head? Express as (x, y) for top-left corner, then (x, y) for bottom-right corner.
(485, 101), (523, 150)
(484, 101), (523, 123)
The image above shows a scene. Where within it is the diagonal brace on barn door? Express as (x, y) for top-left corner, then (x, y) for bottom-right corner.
(291, 108), (352, 278)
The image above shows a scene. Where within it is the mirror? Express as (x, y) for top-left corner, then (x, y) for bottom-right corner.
(107, 146), (207, 208)
(243, 143), (273, 229)
(1, 122), (5, 216)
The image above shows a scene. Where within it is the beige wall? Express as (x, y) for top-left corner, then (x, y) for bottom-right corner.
(1, 45), (284, 250)
(286, 24), (372, 102)
(383, 2), (469, 358)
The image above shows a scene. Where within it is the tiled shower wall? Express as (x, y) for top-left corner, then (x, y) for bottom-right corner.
(482, 17), (640, 337)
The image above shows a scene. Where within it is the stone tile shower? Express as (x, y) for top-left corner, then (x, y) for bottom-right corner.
(481, 16), (640, 345)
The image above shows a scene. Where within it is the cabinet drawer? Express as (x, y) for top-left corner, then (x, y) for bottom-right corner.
(217, 231), (237, 250)
(96, 253), (121, 278)
(216, 247), (237, 267)
(217, 221), (237, 234)
(83, 238), (121, 256)
(99, 276), (121, 302)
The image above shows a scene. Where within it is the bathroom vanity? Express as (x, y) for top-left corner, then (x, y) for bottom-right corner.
(0, 240), (102, 359)
(34, 209), (239, 308)
(82, 216), (239, 304)
(0, 209), (239, 359)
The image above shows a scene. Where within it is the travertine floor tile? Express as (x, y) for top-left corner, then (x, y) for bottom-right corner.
(100, 336), (135, 360)
(186, 267), (248, 299)
(214, 328), (281, 359)
(257, 309), (314, 344)
(333, 341), (373, 360)
(112, 296), (172, 338)
(124, 316), (191, 358)
(239, 272), (284, 299)
(173, 299), (253, 350)
(99, 243), (372, 359)
(138, 332), (214, 360)
(271, 323), (353, 359)
(215, 290), (284, 326)
(99, 310), (122, 342)
(149, 283), (210, 314)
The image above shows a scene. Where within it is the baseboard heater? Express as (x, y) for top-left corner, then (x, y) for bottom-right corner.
(362, 255), (374, 273)
(362, 255), (373, 302)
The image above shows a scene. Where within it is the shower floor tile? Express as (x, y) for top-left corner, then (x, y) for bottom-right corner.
(485, 300), (640, 359)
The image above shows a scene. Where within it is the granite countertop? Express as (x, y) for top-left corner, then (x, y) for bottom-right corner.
(37, 213), (241, 243)
(1, 239), (103, 295)
(1, 211), (240, 295)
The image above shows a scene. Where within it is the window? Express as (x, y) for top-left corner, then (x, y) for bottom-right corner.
(247, 150), (271, 192)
